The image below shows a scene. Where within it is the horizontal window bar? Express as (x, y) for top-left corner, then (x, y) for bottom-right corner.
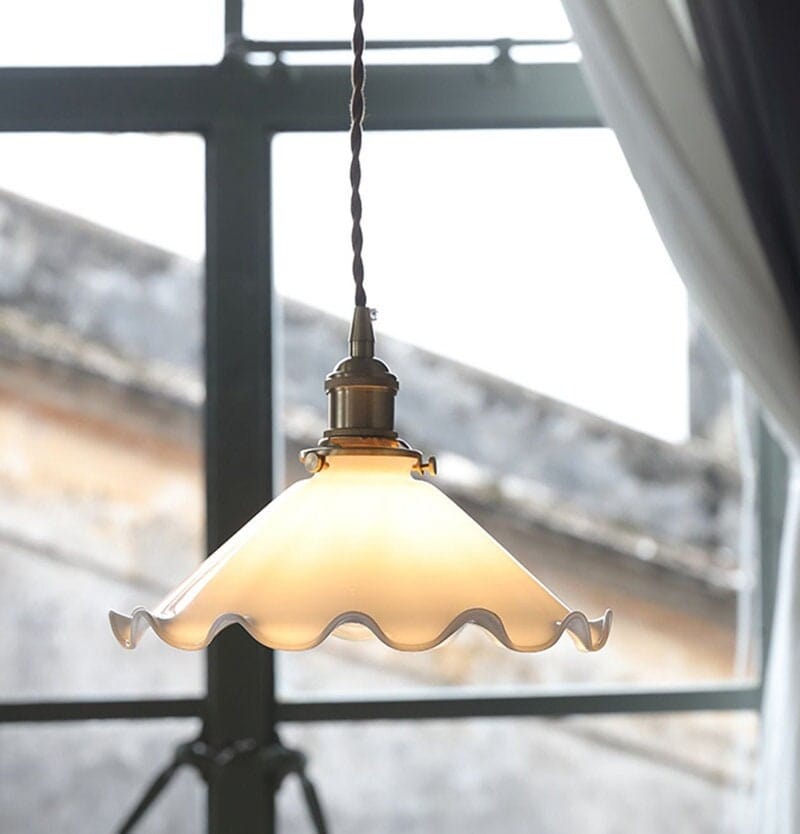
(275, 684), (762, 723)
(230, 37), (574, 55)
(0, 61), (600, 133)
(0, 685), (760, 725)
(0, 697), (205, 724)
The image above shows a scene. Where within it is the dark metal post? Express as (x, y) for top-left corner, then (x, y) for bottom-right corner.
(225, 0), (243, 43)
(758, 418), (788, 681)
(205, 126), (277, 834)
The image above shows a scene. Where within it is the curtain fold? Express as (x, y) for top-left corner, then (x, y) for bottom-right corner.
(561, 1), (800, 830)
(688, 5), (800, 832)
(689, 2), (800, 347)
(561, 0), (800, 447)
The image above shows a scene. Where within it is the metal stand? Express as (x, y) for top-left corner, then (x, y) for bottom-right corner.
(116, 733), (327, 834)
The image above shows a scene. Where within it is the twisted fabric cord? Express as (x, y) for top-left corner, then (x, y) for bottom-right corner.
(350, 0), (367, 307)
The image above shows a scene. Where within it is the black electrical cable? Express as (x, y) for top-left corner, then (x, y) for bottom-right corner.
(350, 0), (367, 308)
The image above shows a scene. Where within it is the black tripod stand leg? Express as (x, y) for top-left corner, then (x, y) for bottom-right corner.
(298, 773), (328, 834)
(117, 760), (182, 834)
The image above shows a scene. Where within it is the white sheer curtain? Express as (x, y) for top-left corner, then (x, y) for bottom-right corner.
(560, 0), (800, 831)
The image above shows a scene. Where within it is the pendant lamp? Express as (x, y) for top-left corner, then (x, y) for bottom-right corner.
(109, 2), (612, 655)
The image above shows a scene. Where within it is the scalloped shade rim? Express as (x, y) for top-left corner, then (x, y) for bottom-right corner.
(110, 606), (612, 653)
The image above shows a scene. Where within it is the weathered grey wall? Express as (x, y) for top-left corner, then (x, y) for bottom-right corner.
(0, 189), (743, 591)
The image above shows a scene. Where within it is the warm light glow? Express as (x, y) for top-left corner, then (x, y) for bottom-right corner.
(110, 454), (611, 652)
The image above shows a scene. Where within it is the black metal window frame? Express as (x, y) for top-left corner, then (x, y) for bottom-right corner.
(0, 4), (785, 832)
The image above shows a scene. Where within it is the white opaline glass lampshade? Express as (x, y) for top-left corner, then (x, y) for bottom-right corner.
(110, 454), (612, 652)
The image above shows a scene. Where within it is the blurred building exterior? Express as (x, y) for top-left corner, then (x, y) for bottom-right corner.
(0, 190), (753, 833)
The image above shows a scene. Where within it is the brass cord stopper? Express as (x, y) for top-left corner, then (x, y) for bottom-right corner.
(348, 305), (375, 358)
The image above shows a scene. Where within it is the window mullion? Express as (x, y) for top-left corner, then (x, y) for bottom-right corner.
(204, 125), (277, 834)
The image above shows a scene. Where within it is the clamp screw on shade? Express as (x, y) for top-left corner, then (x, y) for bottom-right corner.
(414, 456), (438, 477)
(303, 452), (324, 474)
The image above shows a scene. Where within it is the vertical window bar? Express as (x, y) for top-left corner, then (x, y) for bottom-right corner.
(757, 417), (788, 687)
(205, 126), (277, 834)
(225, 0), (244, 49)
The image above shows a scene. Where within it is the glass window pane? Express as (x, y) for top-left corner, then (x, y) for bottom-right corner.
(0, 133), (205, 699)
(277, 46), (504, 67)
(0, 1), (223, 67)
(272, 130), (751, 697)
(244, 0), (572, 42)
(0, 720), (205, 833)
(274, 130), (687, 440)
(279, 713), (756, 833)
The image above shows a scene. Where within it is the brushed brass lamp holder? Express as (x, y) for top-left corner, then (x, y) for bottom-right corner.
(300, 306), (437, 477)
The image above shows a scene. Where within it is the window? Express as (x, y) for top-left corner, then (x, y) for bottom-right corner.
(0, 134), (205, 705)
(0, 1), (223, 66)
(273, 129), (754, 701)
(0, 3), (782, 833)
(243, 0), (573, 42)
